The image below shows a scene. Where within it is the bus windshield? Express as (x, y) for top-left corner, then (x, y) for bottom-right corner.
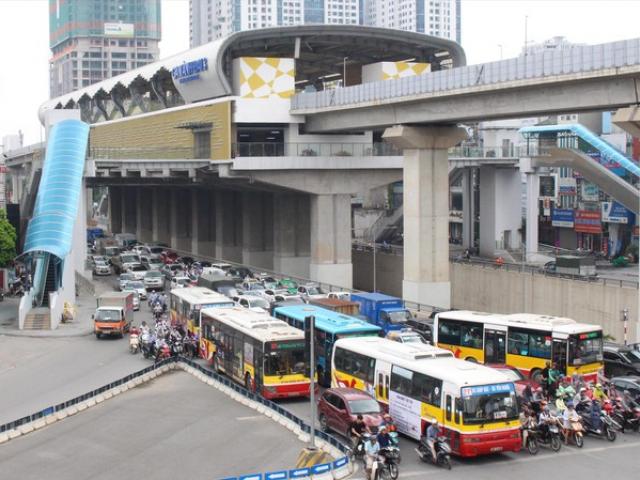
(264, 344), (305, 376)
(569, 331), (603, 366)
(461, 384), (518, 425)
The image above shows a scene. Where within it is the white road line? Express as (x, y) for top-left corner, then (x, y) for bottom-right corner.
(236, 415), (266, 421)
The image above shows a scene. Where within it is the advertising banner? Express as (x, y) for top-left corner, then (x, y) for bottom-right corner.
(581, 182), (599, 202)
(601, 201), (635, 224)
(104, 22), (134, 38)
(575, 210), (602, 234)
(389, 390), (422, 441)
(539, 175), (556, 198)
(558, 177), (577, 196)
(551, 208), (575, 228)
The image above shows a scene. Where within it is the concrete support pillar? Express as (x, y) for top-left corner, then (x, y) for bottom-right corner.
(135, 188), (144, 242)
(461, 168), (475, 250)
(215, 190), (242, 262)
(108, 186), (123, 234)
(274, 193), (311, 278)
(241, 192), (274, 270)
(170, 189), (179, 250)
(309, 193), (352, 289)
(383, 125), (467, 308)
(153, 188), (170, 246)
(190, 189), (215, 257)
(479, 166), (522, 257)
(122, 188), (137, 234)
(525, 172), (540, 261)
(191, 190), (200, 256)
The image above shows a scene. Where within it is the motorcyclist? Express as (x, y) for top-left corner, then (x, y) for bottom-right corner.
(377, 425), (391, 448)
(562, 401), (581, 444)
(139, 321), (150, 335)
(380, 413), (397, 433)
(425, 418), (440, 463)
(349, 414), (370, 448)
(364, 434), (380, 480)
(537, 400), (553, 436)
(588, 400), (603, 434)
(621, 390), (638, 410)
(573, 387), (591, 412)
(593, 383), (608, 402)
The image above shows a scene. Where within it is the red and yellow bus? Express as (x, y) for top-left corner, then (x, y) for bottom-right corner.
(331, 337), (522, 457)
(433, 311), (604, 382)
(169, 287), (233, 337)
(201, 306), (311, 399)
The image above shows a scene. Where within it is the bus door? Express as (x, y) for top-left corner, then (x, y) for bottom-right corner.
(374, 360), (391, 406)
(552, 334), (568, 373)
(484, 325), (507, 363)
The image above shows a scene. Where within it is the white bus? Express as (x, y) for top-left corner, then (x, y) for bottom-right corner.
(200, 306), (311, 399)
(331, 337), (522, 457)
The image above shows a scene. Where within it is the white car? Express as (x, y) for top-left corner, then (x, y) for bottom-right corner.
(126, 280), (147, 300)
(144, 270), (164, 291)
(240, 280), (266, 295)
(297, 284), (327, 301)
(171, 276), (192, 289)
(93, 260), (111, 276)
(118, 272), (135, 291)
(127, 263), (148, 281)
(386, 329), (428, 344)
(201, 266), (227, 277)
(327, 291), (351, 301)
(234, 294), (270, 313)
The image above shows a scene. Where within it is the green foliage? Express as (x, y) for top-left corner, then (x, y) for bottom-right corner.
(0, 209), (17, 268)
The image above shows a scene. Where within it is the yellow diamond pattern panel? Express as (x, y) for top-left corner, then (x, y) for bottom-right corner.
(235, 57), (295, 99)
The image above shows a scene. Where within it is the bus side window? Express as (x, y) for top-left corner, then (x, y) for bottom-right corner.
(378, 373), (384, 399)
(384, 375), (389, 399)
(454, 398), (461, 424)
(446, 395), (452, 422)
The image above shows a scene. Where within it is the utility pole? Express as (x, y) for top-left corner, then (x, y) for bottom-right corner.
(308, 316), (316, 449)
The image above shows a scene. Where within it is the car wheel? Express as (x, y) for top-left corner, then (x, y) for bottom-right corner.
(319, 414), (330, 432)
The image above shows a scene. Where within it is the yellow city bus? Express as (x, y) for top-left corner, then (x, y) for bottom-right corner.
(169, 287), (234, 336)
(331, 337), (522, 457)
(433, 311), (604, 382)
(200, 307), (311, 399)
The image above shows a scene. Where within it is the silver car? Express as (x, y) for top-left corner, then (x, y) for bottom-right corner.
(144, 271), (164, 291)
(93, 260), (111, 276)
(118, 273), (136, 291)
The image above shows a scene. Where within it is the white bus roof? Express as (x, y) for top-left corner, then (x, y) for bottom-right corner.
(201, 306), (303, 344)
(437, 311), (602, 335)
(335, 337), (510, 388)
(170, 287), (231, 305)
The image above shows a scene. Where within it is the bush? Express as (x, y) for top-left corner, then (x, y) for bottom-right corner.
(0, 209), (17, 268)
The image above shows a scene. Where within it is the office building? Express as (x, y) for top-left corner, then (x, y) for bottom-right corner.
(49, 0), (161, 97)
(190, 0), (459, 47)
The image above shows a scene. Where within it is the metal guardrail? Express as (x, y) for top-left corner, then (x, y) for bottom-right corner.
(291, 38), (640, 111)
(232, 142), (402, 158)
(90, 146), (200, 160)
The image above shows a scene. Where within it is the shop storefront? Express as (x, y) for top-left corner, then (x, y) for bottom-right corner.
(575, 210), (603, 252)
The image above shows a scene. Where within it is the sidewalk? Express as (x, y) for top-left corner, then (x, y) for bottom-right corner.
(0, 278), (110, 338)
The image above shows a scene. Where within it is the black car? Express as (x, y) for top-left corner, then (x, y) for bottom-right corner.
(406, 318), (434, 343)
(603, 343), (640, 377)
(227, 266), (253, 279)
(610, 376), (640, 402)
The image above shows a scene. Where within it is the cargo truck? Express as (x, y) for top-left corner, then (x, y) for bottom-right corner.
(350, 292), (412, 334)
(93, 292), (134, 338)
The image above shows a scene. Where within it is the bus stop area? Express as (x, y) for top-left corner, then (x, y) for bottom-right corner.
(0, 371), (305, 480)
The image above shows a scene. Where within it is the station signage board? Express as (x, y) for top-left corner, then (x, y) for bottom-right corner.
(551, 208), (575, 228)
(601, 201), (635, 224)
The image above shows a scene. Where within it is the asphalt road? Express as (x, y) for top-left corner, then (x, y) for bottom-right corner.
(0, 371), (304, 480)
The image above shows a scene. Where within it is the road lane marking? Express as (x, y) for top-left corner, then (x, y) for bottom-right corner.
(236, 415), (266, 421)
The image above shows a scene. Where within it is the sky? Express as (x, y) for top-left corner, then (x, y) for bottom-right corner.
(1, 0), (640, 147)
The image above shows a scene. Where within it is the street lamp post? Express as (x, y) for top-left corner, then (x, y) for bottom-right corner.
(343, 57), (348, 87)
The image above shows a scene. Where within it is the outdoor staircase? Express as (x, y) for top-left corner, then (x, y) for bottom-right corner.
(23, 308), (51, 330)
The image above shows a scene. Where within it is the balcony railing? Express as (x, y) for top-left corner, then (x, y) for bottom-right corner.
(231, 142), (403, 157)
(90, 146), (201, 160)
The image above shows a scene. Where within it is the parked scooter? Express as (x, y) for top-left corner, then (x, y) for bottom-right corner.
(529, 416), (563, 453)
(415, 436), (452, 470)
(580, 404), (617, 442)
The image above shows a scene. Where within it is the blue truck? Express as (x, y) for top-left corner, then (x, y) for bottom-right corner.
(350, 292), (412, 334)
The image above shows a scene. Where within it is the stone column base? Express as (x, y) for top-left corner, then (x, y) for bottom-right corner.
(403, 280), (451, 309)
(310, 263), (353, 289)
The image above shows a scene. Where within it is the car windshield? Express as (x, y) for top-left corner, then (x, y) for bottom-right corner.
(402, 334), (425, 344)
(146, 271), (162, 278)
(176, 278), (190, 285)
(461, 384), (519, 424)
(120, 274), (134, 282)
(95, 261), (108, 267)
(263, 348), (305, 376)
(620, 349), (640, 364)
(131, 265), (146, 271)
(569, 332), (603, 366)
(218, 286), (238, 297)
(495, 368), (524, 382)
(95, 310), (121, 322)
(348, 398), (381, 415)
(129, 281), (144, 289)
(247, 283), (264, 291)
(149, 247), (164, 254)
(387, 310), (411, 324)
(121, 255), (139, 263)
(306, 286), (322, 295)
(249, 298), (270, 309)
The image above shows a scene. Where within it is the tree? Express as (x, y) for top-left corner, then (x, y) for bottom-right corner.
(0, 209), (17, 268)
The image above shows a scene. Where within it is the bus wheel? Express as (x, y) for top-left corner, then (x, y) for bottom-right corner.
(465, 357), (477, 363)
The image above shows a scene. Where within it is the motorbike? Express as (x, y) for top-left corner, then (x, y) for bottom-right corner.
(563, 418), (585, 448)
(140, 333), (155, 359)
(528, 418), (563, 453)
(415, 436), (452, 470)
(170, 338), (184, 357)
(379, 446), (400, 480)
(0, 289), (4, 301)
(129, 332), (140, 354)
(580, 409), (617, 442)
(350, 433), (371, 460)
(611, 401), (640, 433)
(155, 342), (171, 362)
(183, 336), (198, 359)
